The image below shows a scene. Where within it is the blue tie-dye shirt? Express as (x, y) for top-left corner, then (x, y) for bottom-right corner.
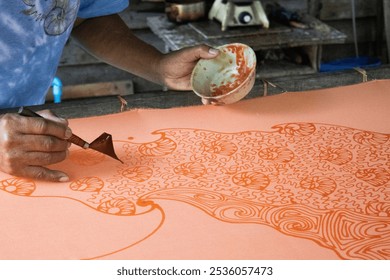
(0, 0), (129, 109)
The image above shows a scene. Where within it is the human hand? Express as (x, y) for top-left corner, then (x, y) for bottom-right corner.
(0, 110), (72, 182)
(157, 44), (219, 91)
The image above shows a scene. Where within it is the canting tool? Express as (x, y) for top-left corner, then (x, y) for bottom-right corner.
(18, 107), (123, 163)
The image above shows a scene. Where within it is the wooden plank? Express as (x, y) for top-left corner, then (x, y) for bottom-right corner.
(262, 0), (308, 12)
(308, 0), (322, 17)
(128, 0), (165, 13)
(60, 39), (98, 66)
(45, 80), (134, 102)
(60, 29), (165, 67)
(56, 63), (163, 93)
(267, 64), (390, 91)
(325, 17), (378, 44)
(321, 42), (377, 61)
(2, 64), (388, 117)
(384, 0), (390, 61)
(188, 20), (291, 39)
(56, 64), (133, 86)
(318, 0), (377, 21)
(120, 10), (164, 29)
(58, 46), (319, 85)
(257, 57), (317, 78)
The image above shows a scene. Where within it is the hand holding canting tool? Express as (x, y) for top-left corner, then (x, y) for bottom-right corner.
(0, 108), (71, 181)
(18, 107), (123, 163)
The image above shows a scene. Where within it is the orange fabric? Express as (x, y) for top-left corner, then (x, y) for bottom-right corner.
(0, 80), (389, 260)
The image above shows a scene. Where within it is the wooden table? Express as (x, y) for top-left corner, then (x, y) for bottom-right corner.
(147, 15), (347, 78)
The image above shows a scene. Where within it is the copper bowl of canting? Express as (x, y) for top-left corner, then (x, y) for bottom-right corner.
(191, 43), (256, 105)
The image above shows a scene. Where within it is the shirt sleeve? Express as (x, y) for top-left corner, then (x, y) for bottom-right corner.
(77, 0), (129, 18)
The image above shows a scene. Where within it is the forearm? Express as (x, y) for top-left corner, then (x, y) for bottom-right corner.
(72, 15), (164, 85)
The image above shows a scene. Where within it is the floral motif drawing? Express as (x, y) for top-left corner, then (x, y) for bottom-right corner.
(1, 123), (389, 259)
(21, 0), (79, 35)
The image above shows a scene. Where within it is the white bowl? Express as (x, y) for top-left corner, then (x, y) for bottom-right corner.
(191, 43), (256, 105)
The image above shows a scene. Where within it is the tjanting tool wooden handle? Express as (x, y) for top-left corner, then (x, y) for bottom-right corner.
(18, 107), (89, 149)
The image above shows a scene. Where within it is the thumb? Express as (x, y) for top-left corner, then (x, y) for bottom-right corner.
(203, 46), (219, 58)
(24, 166), (70, 182)
(182, 44), (219, 61)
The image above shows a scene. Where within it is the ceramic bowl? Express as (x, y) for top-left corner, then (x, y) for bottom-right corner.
(191, 43), (256, 105)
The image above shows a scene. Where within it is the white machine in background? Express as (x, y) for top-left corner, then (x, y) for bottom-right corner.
(209, 0), (269, 31)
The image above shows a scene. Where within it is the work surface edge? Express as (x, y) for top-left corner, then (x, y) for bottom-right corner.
(1, 65), (389, 119)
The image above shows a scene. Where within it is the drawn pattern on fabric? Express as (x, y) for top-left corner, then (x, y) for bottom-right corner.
(1, 123), (389, 260)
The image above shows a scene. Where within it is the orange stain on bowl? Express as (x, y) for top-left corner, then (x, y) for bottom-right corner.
(210, 44), (254, 97)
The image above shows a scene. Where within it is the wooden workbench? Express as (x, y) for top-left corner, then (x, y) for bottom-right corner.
(147, 15), (346, 77)
(147, 15), (346, 51)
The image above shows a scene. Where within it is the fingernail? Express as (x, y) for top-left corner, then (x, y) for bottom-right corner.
(59, 176), (69, 182)
(65, 128), (72, 139)
(209, 48), (219, 55)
